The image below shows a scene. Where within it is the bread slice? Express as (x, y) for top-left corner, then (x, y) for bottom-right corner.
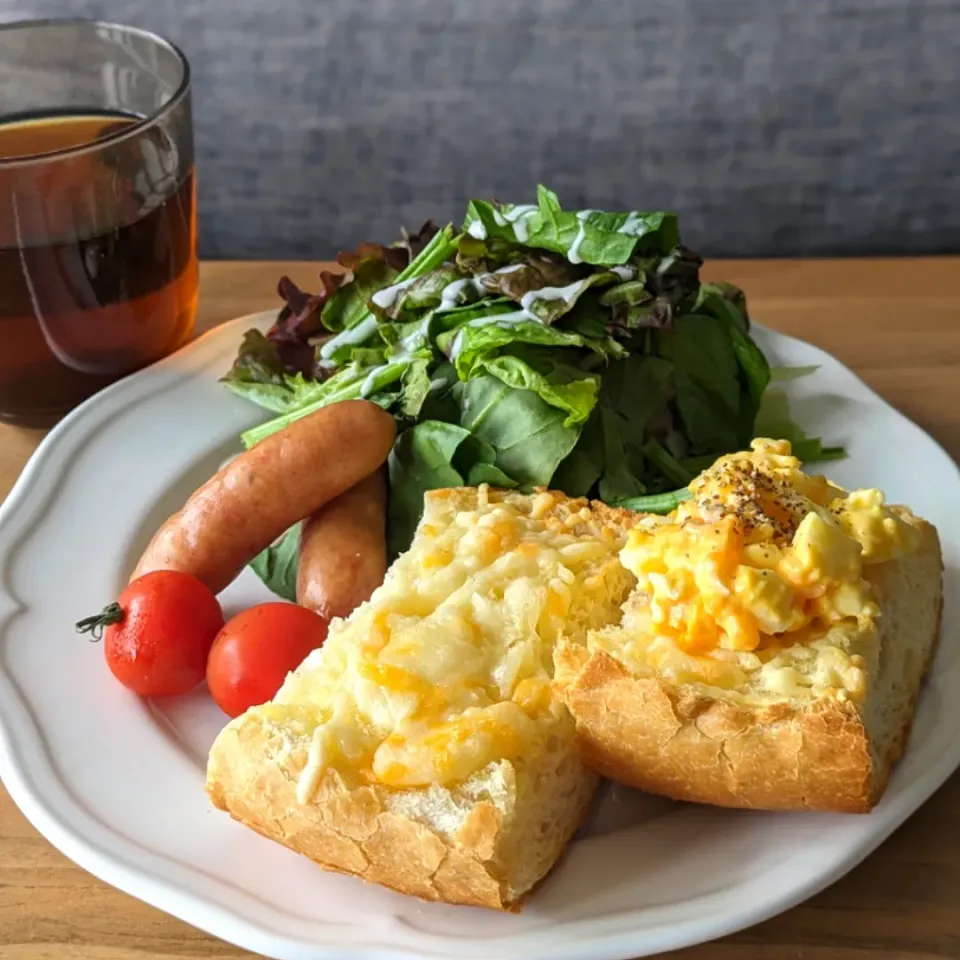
(206, 487), (637, 909)
(555, 508), (943, 813)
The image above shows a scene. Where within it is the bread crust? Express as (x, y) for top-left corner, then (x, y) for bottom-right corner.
(556, 517), (943, 813)
(206, 709), (597, 910)
(556, 646), (873, 811)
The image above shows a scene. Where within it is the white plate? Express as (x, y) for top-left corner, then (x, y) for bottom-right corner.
(1, 312), (958, 960)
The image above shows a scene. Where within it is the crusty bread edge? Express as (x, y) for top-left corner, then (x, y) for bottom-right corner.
(556, 517), (943, 813)
(205, 710), (598, 910)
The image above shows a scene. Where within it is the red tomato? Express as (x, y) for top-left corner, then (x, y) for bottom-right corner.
(206, 602), (329, 718)
(77, 570), (224, 698)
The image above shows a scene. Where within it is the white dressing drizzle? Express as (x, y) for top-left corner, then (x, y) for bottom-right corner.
(519, 280), (584, 314)
(360, 364), (390, 398)
(568, 210), (596, 264)
(448, 310), (535, 361)
(466, 219), (487, 240)
(502, 204), (538, 242)
(398, 315), (432, 353)
(319, 314), (378, 359)
(438, 277), (479, 311)
(436, 264), (531, 312)
(371, 276), (417, 310)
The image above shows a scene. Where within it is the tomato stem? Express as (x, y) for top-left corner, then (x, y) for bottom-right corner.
(75, 602), (124, 642)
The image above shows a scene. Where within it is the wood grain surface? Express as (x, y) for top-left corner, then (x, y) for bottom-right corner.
(1, 258), (959, 959)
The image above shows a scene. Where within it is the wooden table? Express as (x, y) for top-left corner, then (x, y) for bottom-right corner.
(2, 258), (959, 959)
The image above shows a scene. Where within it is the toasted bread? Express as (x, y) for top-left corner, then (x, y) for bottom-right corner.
(206, 487), (637, 909)
(556, 508), (943, 813)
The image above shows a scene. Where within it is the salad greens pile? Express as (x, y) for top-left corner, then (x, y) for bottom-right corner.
(223, 185), (841, 589)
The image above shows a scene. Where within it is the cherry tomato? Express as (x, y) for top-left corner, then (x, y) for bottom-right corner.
(77, 570), (224, 698)
(206, 602), (329, 718)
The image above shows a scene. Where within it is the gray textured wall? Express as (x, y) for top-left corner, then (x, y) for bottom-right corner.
(3, 0), (959, 260)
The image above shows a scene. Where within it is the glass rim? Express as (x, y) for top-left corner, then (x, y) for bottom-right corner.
(0, 17), (191, 169)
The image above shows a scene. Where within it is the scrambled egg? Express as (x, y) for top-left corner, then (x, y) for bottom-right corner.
(617, 439), (921, 688)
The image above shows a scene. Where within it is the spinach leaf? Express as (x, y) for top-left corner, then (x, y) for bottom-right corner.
(453, 434), (519, 488)
(673, 368), (742, 454)
(387, 421), (469, 556)
(559, 353), (677, 501)
(603, 353), (675, 442)
(658, 314), (742, 416)
(691, 287), (770, 423)
(550, 422), (604, 497)
(597, 407), (647, 501)
(248, 524), (300, 601)
(754, 388), (846, 463)
(457, 375), (582, 487)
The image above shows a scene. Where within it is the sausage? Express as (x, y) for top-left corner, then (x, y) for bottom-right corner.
(132, 400), (396, 594)
(296, 468), (387, 620)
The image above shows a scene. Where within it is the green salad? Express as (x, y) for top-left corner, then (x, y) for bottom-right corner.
(223, 185), (841, 592)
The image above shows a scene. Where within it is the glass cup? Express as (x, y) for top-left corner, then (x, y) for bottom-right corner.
(0, 19), (198, 426)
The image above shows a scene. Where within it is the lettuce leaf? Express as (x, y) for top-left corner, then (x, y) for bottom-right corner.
(462, 185), (681, 267)
(221, 329), (346, 416)
(478, 353), (600, 427)
(240, 363), (383, 447)
(444, 316), (592, 379)
(220, 329), (304, 413)
(368, 265), (462, 320)
(321, 251), (402, 333)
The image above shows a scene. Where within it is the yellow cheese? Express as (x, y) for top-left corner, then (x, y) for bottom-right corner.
(269, 489), (636, 798)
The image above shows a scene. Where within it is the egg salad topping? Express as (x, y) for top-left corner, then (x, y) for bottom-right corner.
(268, 487), (635, 797)
(619, 439), (921, 662)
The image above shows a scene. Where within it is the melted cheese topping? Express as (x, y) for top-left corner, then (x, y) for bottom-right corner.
(264, 487), (635, 800)
(599, 438), (922, 701)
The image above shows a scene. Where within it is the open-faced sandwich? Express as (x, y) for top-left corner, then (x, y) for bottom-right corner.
(205, 439), (942, 909)
(206, 485), (637, 910)
(555, 439), (942, 813)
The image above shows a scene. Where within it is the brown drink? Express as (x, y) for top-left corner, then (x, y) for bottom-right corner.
(0, 21), (197, 426)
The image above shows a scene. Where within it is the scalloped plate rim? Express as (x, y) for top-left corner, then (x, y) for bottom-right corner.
(0, 312), (957, 960)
